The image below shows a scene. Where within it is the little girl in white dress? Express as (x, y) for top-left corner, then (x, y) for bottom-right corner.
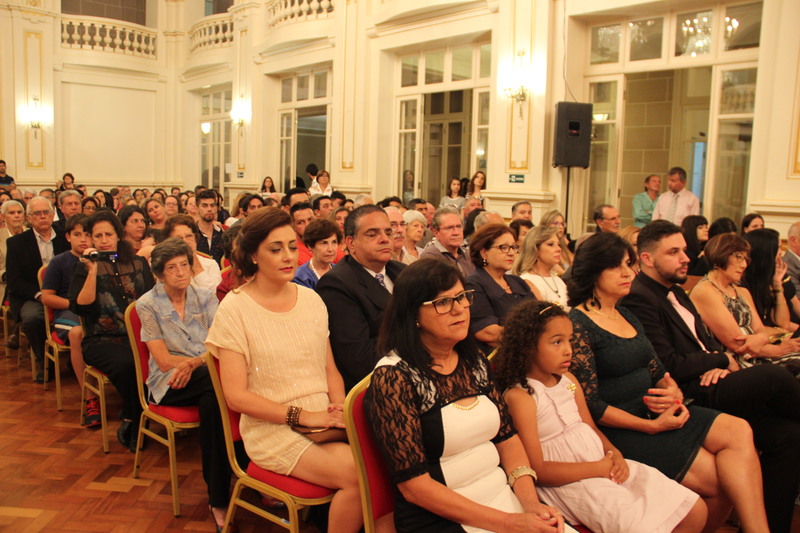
(494, 300), (707, 533)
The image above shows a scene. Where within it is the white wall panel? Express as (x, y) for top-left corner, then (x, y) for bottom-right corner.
(61, 82), (156, 182)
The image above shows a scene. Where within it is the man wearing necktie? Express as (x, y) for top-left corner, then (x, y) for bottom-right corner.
(6, 196), (69, 382)
(621, 220), (800, 533)
(651, 167), (700, 226)
(317, 205), (405, 391)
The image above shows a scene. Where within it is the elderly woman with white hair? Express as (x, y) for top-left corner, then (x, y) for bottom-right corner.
(136, 237), (232, 531)
(0, 200), (26, 328)
(399, 209), (426, 265)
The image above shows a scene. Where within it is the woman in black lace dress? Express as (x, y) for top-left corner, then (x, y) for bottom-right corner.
(567, 232), (768, 533)
(367, 259), (567, 533)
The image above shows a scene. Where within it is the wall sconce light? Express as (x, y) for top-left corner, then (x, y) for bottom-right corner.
(20, 96), (48, 139)
(29, 97), (43, 129)
(229, 100), (250, 127)
(200, 122), (211, 135)
(504, 86), (528, 118)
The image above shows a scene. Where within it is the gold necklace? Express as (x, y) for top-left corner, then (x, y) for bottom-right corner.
(452, 397), (481, 410)
(588, 304), (618, 320)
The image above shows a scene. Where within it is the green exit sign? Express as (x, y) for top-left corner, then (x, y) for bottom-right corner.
(509, 174), (525, 183)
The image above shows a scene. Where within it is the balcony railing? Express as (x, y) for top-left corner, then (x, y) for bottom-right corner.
(61, 15), (157, 59)
(267, 0), (335, 28)
(189, 14), (234, 52)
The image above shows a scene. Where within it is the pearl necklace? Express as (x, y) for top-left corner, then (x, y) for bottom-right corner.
(309, 260), (328, 279)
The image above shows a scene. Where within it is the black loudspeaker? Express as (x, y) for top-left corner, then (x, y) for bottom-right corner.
(553, 102), (593, 168)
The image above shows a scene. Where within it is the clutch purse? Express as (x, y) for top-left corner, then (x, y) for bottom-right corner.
(291, 425), (348, 444)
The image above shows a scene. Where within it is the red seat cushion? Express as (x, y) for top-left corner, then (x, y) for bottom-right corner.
(50, 331), (66, 345)
(149, 404), (201, 423)
(245, 462), (335, 499)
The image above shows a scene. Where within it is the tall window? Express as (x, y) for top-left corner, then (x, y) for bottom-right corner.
(200, 88), (232, 190)
(277, 69), (332, 189)
(397, 42), (491, 199)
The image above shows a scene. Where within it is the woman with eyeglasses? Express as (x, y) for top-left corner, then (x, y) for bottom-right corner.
(367, 259), (567, 533)
(163, 195), (182, 217)
(163, 215), (221, 293)
(81, 196), (98, 216)
(136, 238), (232, 531)
(538, 210), (573, 274)
(690, 233), (800, 377)
(465, 224), (535, 356)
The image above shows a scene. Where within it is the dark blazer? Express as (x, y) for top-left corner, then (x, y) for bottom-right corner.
(316, 255), (405, 391)
(465, 267), (534, 356)
(784, 249), (800, 296)
(620, 271), (729, 402)
(6, 227), (68, 317)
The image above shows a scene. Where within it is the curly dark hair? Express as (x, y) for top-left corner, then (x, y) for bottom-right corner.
(567, 232), (635, 309)
(494, 300), (570, 394)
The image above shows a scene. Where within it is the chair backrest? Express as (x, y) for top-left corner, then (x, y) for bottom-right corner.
(124, 302), (152, 411)
(344, 375), (394, 531)
(205, 352), (249, 479)
(36, 266), (57, 333)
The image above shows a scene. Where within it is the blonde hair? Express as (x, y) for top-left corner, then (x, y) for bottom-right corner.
(513, 225), (561, 275)
(618, 225), (641, 248)
(538, 209), (573, 267)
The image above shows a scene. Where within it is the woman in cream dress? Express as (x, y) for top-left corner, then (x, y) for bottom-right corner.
(205, 207), (362, 533)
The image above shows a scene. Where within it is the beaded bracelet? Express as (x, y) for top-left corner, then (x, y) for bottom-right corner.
(285, 405), (302, 427)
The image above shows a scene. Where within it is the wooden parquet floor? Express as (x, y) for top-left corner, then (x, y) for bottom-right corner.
(0, 339), (798, 533)
(0, 341), (319, 533)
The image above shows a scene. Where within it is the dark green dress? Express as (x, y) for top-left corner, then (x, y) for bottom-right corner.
(569, 306), (720, 481)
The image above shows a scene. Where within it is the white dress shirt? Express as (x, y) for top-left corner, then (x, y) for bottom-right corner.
(651, 188), (700, 226)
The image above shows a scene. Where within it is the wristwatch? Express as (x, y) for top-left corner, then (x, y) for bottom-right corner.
(507, 466), (538, 488)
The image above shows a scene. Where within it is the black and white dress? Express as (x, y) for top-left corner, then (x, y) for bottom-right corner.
(366, 352), (523, 533)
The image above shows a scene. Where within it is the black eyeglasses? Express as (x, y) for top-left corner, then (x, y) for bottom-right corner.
(490, 244), (520, 254)
(422, 290), (475, 314)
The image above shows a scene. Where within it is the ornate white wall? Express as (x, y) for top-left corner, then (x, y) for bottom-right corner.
(0, 0), (798, 232)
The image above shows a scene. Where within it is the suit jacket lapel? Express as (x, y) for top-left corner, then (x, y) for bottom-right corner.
(347, 256), (391, 311)
(670, 284), (720, 351)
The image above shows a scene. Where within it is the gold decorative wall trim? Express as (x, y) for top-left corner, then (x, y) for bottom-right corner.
(24, 30), (44, 169)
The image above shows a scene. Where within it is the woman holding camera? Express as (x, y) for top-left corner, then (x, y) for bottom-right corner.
(70, 210), (155, 452)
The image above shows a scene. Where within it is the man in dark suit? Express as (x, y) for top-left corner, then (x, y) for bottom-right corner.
(53, 190), (82, 233)
(317, 205), (405, 390)
(621, 220), (800, 532)
(7, 196), (69, 382)
(784, 221), (800, 294)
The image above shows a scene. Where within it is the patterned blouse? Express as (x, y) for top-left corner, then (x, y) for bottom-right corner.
(136, 283), (217, 403)
(70, 255), (155, 346)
